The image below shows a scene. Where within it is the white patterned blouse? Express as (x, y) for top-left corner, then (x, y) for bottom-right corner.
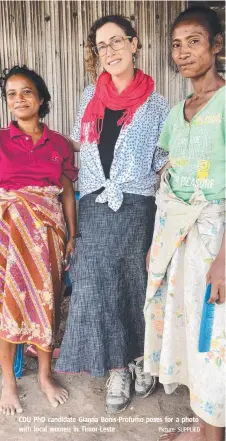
(71, 84), (170, 211)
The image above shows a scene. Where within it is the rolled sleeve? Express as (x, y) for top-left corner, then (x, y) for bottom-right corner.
(153, 146), (169, 172)
(62, 141), (79, 181)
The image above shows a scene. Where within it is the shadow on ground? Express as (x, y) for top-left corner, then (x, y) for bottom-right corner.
(0, 297), (191, 441)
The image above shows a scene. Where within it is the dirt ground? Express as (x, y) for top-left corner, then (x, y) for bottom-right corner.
(0, 297), (191, 441)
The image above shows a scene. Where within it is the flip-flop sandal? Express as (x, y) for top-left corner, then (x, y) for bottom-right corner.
(52, 348), (60, 359)
(25, 345), (37, 358)
(25, 345), (60, 359)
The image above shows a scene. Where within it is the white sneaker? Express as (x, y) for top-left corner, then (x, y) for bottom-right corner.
(129, 359), (158, 398)
(106, 369), (132, 413)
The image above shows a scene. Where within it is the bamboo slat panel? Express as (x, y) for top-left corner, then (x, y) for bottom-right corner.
(0, 0), (189, 137)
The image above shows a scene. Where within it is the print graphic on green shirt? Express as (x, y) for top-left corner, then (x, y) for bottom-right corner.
(158, 86), (225, 202)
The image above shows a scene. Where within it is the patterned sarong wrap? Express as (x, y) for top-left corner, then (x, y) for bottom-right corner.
(0, 186), (66, 351)
(144, 171), (225, 427)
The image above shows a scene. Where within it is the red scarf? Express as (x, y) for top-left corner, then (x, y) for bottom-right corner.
(80, 69), (154, 144)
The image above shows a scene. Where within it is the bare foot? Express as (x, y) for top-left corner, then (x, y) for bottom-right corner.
(38, 375), (68, 408)
(0, 381), (23, 416)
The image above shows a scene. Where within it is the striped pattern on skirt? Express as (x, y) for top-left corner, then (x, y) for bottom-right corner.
(0, 186), (65, 351)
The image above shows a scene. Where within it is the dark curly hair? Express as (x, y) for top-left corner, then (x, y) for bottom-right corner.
(0, 65), (51, 118)
(85, 15), (142, 82)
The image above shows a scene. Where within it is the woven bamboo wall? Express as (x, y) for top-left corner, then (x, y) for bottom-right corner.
(0, 0), (190, 135)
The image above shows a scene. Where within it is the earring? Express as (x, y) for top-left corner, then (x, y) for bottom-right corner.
(132, 54), (136, 67)
(96, 59), (106, 73)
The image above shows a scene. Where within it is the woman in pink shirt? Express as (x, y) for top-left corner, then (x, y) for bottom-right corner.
(0, 65), (78, 415)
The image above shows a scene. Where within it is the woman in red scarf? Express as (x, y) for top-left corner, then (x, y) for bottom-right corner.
(56, 15), (169, 413)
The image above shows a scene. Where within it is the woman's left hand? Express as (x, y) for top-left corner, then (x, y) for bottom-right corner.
(206, 255), (225, 304)
(64, 237), (75, 271)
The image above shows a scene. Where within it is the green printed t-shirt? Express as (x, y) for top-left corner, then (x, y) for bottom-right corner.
(158, 86), (225, 202)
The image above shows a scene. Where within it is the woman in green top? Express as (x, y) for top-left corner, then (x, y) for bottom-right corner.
(144, 6), (225, 441)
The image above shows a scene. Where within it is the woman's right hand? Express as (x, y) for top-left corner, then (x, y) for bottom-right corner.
(146, 248), (151, 272)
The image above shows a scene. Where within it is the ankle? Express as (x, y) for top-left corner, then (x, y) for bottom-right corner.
(1, 373), (17, 387)
(38, 372), (52, 382)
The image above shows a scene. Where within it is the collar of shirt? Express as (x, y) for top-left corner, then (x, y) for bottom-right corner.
(9, 121), (50, 146)
(0, 123), (78, 191)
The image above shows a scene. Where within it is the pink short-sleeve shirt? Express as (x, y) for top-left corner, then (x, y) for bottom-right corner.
(0, 122), (78, 190)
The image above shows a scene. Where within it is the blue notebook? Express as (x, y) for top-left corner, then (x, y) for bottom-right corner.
(198, 284), (215, 353)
